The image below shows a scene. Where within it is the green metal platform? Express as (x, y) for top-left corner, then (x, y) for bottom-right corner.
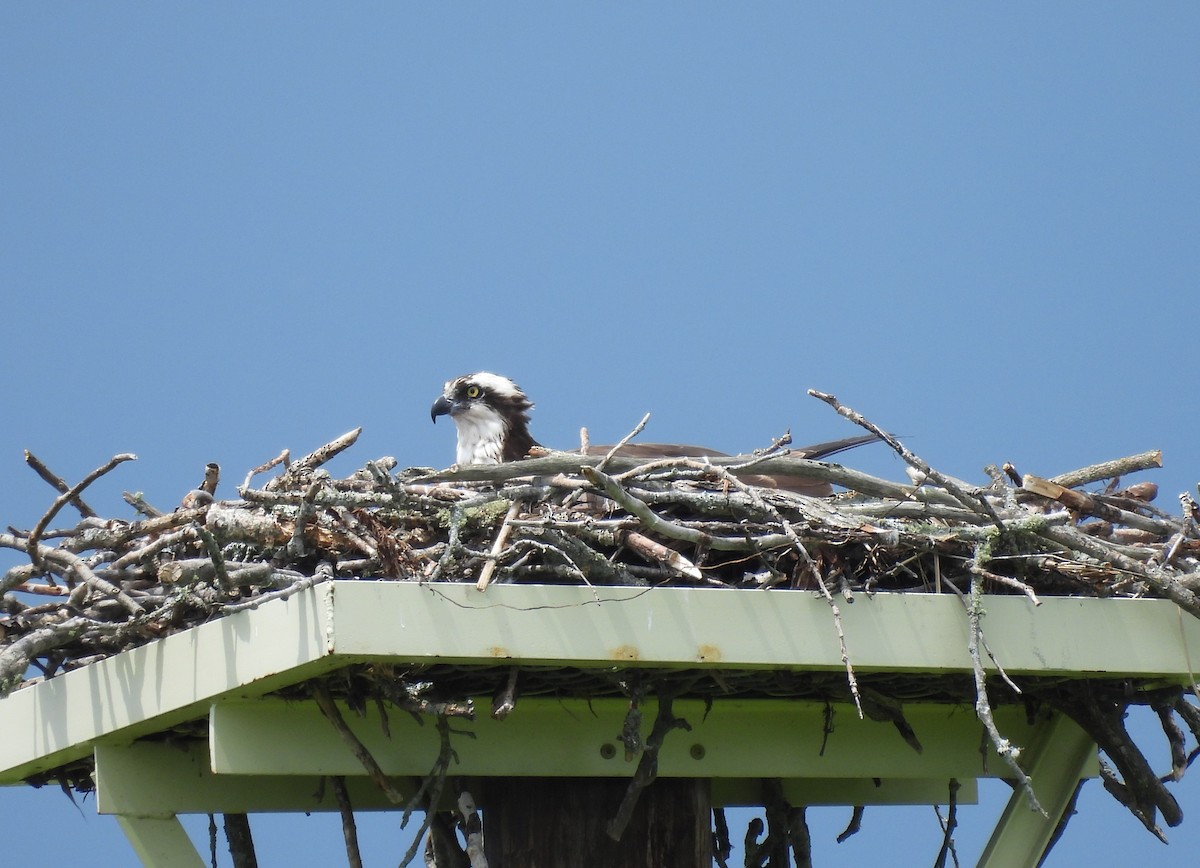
(3, 581), (1198, 867)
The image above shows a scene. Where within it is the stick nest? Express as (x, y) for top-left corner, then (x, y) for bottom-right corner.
(4, 402), (1200, 844)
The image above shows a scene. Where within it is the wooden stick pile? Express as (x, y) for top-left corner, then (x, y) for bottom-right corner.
(3, 393), (1200, 849)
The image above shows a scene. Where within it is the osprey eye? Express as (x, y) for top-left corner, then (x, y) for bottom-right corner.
(466, 386), (481, 399)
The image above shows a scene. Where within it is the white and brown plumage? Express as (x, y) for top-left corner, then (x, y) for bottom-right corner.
(431, 372), (877, 496)
(431, 372), (539, 465)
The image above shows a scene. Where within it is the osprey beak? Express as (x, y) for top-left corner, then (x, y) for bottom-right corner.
(430, 395), (454, 422)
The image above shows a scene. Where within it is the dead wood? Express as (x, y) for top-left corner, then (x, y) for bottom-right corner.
(330, 776), (363, 868)
(23, 451), (97, 519)
(223, 813), (258, 868)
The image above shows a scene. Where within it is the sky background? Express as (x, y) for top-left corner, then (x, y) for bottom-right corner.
(2, 3), (1198, 865)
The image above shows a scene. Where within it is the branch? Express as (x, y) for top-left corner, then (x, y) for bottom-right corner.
(607, 690), (693, 840)
(1022, 475), (1177, 536)
(1039, 525), (1200, 618)
(1, 533), (143, 615)
(242, 448), (290, 491)
(933, 779), (960, 868)
(808, 390), (1005, 528)
(1050, 450), (1163, 490)
(222, 813), (258, 868)
(23, 450), (97, 518)
(265, 429), (360, 492)
(835, 805), (864, 844)
(580, 466), (790, 552)
(476, 499), (521, 591)
(0, 616), (122, 697)
(964, 570), (1044, 815)
(312, 683), (407, 805)
(27, 453), (137, 570)
(330, 776), (363, 868)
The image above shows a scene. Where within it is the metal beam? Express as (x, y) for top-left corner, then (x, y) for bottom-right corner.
(210, 696), (1095, 784)
(324, 582), (1200, 678)
(95, 740), (975, 812)
(95, 740), (417, 814)
(113, 816), (206, 868)
(977, 711), (1097, 868)
(5, 582), (1195, 782)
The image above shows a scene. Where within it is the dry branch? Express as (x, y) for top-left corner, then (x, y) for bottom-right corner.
(313, 682), (406, 805)
(1050, 451), (1163, 489)
(330, 776), (363, 868)
(809, 389), (1004, 527)
(271, 429), (360, 484)
(606, 689), (693, 841)
(27, 453), (136, 570)
(23, 451), (97, 518)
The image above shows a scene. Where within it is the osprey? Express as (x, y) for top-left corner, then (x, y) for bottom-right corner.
(430, 372), (876, 496)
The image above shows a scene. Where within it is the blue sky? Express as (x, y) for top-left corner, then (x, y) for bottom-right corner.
(2, 3), (1198, 865)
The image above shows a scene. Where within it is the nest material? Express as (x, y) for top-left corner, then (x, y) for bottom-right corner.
(4, 400), (1200, 848)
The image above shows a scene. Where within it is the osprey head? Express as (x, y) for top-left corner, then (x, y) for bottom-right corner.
(431, 372), (538, 465)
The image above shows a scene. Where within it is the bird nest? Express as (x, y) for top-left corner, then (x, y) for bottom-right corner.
(3, 392), (1200, 853)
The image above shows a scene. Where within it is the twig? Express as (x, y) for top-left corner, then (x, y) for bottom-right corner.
(1154, 701), (1188, 782)
(1022, 475), (1176, 536)
(266, 429), (360, 492)
(595, 413), (652, 472)
(222, 813), (258, 868)
(714, 808), (732, 868)
(242, 449), (291, 491)
(1050, 450), (1163, 489)
(970, 563), (1041, 606)
(513, 531), (610, 596)
(476, 499), (521, 591)
(607, 689), (693, 841)
(400, 715), (466, 867)
(425, 507), (466, 584)
(743, 818), (765, 868)
(1099, 761), (1169, 843)
(491, 667), (519, 720)
(121, 490), (164, 518)
(1040, 525), (1200, 618)
(419, 451), (935, 502)
(561, 413), (651, 510)
(312, 682), (407, 805)
(286, 479), (325, 559)
(835, 805), (864, 843)
(195, 525), (232, 590)
(456, 790), (487, 868)
(788, 806), (812, 868)
(808, 389), (1005, 528)
(965, 570), (1044, 815)
(933, 779), (961, 868)
(756, 778), (790, 865)
(580, 466), (792, 553)
(330, 776), (363, 868)
(220, 568), (331, 614)
(941, 575), (1022, 695)
(27, 453), (137, 570)
(112, 525), (202, 573)
(1048, 684), (1183, 832)
(620, 530), (704, 582)
(698, 461), (866, 719)
(1, 533), (143, 615)
(23, 451), (97, 518)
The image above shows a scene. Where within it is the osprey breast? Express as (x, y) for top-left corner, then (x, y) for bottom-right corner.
(451, 401), (510, 465)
